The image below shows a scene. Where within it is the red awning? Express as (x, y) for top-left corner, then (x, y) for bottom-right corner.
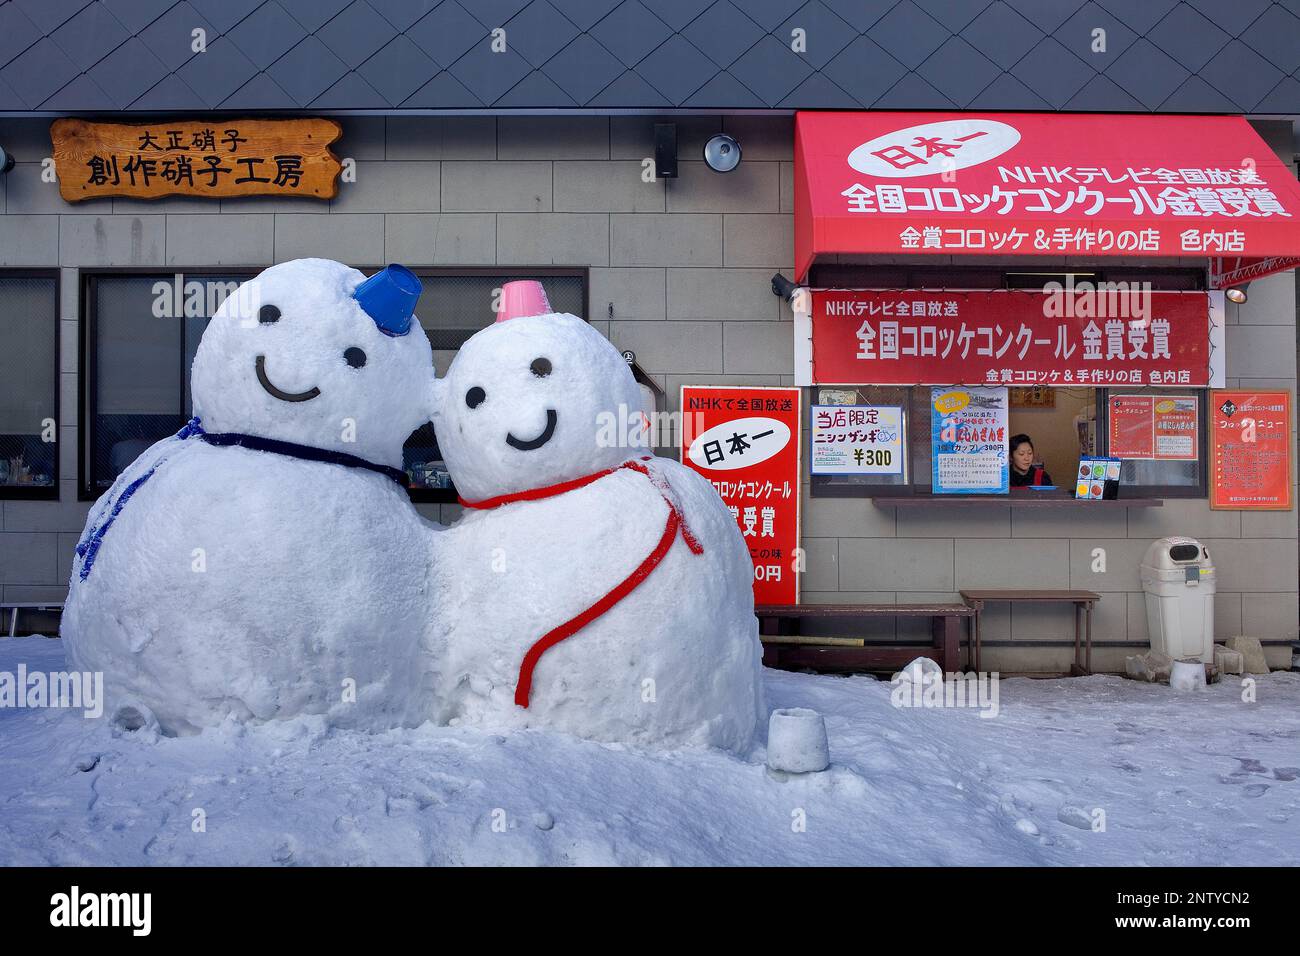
(794, 112), (1300, 286)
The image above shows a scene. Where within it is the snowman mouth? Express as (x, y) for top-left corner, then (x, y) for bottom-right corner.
(255, 355), (321, 403)
(506, 408), (557, 451)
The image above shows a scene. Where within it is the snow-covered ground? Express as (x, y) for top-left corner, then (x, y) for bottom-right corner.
(1, 635), (1297, 866)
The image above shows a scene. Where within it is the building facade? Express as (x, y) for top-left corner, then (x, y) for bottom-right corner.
(1, 0), (1297, 670)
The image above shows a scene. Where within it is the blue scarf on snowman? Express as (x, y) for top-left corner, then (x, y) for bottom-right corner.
(76, 263), (421, 582)
(74, 418), (410, 582)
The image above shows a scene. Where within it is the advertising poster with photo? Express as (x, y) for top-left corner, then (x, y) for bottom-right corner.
(1108, 394), (1199, 460)
(810, 405), (904, 476)
(930, 387), (1009, 494)
(680, 386), (801, 604)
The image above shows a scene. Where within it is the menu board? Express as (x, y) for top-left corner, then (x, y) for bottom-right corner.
(1210, 391), (1292, 511)
(931, 386), (1008, 495)
(1075, 457), (1122, 499)
(1108, 394), (1199, 460)
(810, 405), (904, 475)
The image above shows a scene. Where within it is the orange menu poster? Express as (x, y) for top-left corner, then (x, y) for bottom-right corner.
(1210, 391), (1293, 511)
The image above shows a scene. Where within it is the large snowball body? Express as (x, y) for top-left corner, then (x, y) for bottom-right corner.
(432, 313), (764, 752)
(63, 259), (439, 735)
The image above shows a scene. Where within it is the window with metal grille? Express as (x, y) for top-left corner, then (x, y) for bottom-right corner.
(0, 272), (59, 499)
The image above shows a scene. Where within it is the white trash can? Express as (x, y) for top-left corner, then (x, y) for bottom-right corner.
(1141, 537), (1216, 664)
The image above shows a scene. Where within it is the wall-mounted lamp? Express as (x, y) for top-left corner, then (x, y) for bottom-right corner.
(771, 272), (797, 301)
(0, 146), (14, 175)
(703, 133), (741, 173)
(1225, 285), (1249, 304)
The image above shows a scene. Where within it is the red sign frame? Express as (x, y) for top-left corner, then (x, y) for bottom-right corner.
(810, 289), (1215, 388)
(680, 386), (802, 605)
(1210, 391), (1293, 511)
(795, 111), (1300, 281)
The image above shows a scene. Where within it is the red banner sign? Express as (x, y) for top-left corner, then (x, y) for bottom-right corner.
(794, 112), (1300, 279)
(1210, 391), (1293, 511)
(810, 289), (1215, 387)
(680, 386), (801, 605)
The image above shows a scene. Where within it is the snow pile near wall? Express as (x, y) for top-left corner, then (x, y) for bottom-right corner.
(1, 637), (1296, 866)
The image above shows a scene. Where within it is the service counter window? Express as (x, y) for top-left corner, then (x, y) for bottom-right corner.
(83, 269), (587, 503)
(811, 384), (1207, 499)
(0, 272), (59, 498)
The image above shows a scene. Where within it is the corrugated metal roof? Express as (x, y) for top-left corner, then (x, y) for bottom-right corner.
(0, 0), (1297, 112)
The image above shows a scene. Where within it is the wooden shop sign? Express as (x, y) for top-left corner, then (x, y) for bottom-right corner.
(50, 118), (342, 202)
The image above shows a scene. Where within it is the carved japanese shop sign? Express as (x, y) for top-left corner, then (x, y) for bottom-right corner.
(809, 289), (1215, 388)
(50, 118), (342, 202)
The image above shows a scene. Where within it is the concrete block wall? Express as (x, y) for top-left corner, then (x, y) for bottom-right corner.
(0, 113), (1295, 671)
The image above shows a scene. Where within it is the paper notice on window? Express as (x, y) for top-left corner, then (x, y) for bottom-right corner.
(930, 386), (1009, 494)
(1109, 394), (1198, 460)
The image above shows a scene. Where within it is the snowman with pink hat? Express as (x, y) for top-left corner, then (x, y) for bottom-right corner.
(430, 281), (764, 752)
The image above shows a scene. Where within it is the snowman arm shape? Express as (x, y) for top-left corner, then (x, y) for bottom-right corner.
(513, 459), (702, 708)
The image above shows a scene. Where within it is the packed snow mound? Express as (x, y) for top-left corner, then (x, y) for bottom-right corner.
(436, 456), (763, 751)
(62, 259), (440, 735)
(430, 307), (764, 752)
(4, 637), (1299, 866)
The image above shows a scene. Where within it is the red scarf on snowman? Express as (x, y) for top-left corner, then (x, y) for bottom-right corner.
(458, 456), (703, 709)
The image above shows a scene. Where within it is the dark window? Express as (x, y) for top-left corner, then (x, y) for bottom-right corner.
(83, 272), (252, 497)
(1096, 387), (1207, 498)
(0, 272), (60, 499)
(82, 268), (588, 504)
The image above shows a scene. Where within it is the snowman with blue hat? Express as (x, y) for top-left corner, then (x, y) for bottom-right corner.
(63, 258), (442, 735)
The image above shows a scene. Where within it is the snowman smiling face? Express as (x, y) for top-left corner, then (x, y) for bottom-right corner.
(251, 302), (371, 404)
(463, 354), (558, 451)
(191, 259), (434, 469)
(434, 312), (643, 502)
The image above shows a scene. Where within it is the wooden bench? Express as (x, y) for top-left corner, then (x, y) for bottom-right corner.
(959, 589), (1101, 676)
(756, 603), (974, 674)
(1, 603), (64, 638)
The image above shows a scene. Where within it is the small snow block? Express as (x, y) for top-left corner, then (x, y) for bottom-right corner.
(1225, 635), (1269, 674)
(1124, 650), (1173, 683)
(1124, 654), (1151, 682)
(1214, 645), (1244, 675)
(1057, 805), (1093, 830)
(767, 708), (830, 774)
(898, 655), (943, 684)
(1170, 658), (1206, 692)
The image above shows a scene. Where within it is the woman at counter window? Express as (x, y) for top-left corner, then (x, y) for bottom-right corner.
(1009, 433), (1052, 487)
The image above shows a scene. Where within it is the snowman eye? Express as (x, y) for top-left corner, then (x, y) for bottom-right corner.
(466, 386), (486, 409)
(258, 304), (281, 324)
(530, 357), (552, 378)
(344, 347), (367, 369)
